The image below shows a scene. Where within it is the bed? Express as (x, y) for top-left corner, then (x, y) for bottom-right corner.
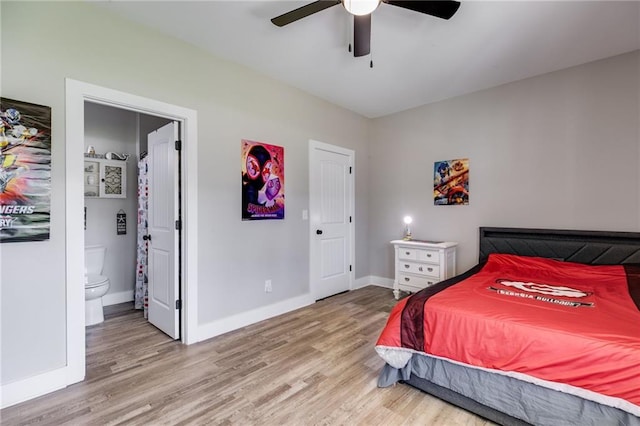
(376, 227), (640, 426)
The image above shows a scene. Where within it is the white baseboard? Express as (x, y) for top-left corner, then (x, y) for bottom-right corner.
(353, 275), (394, 289)
(1, 366), (68, 409)
(102, 290), (134, 306)
(197, 293), (315, 343)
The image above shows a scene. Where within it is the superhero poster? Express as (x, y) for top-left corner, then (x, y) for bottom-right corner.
(0, 98), (51, 243)
(241, 140), (284, 220)
(434, 158), (469, 206)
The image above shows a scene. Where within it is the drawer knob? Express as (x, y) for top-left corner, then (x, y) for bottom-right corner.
(405, 251), (410, 255)
(418, 266), (423, 272)
(428, 281), (434, 285)
(404, 277), (410, 282)
(428, 267), (433, 272)
(404, 264), (410, 269)
(427, 254), (432, 258)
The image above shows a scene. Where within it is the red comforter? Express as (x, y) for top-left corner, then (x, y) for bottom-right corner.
(376, 254), (640, 409)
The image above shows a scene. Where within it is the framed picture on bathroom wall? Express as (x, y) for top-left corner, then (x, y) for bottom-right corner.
(241, 139), (285, 220)
(0, 97), (52, 243)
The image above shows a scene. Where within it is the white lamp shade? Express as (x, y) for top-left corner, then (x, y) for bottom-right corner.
(342, 0), (380, 16)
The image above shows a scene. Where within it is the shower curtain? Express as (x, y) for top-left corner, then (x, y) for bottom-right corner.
(134, 155), (149, 318)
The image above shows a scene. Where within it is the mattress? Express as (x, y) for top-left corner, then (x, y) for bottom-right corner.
(378, 353), (640, 426)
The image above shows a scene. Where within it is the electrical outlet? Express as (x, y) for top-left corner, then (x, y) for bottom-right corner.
(265, 279), (272, 293)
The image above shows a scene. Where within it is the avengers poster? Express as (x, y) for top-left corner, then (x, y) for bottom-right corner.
(434, 158), (469, 206)
(241, 140), (284, 220)
(0, 98), (51, 242)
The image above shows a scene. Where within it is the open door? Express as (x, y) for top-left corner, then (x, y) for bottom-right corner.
(147, 122), (180, 339)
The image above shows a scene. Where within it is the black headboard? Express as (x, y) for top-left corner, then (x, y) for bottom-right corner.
(479, 227), (640, 265)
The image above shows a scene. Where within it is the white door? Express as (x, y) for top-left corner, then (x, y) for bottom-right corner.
(147, 122), (180, 338)
(309, 140), (354, 300)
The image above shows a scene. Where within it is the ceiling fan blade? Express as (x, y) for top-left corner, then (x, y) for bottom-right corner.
(271, 0), (341, 27)
(384, 1), (460, 20)
(353, 14), (371, 57)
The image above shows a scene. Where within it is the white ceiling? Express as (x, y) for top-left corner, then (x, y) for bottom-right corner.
(99, 1), (640, 118)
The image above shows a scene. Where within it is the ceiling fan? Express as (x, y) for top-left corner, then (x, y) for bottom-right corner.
(271, 0), (461, 58)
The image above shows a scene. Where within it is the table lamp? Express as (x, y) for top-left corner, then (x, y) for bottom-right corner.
(403, 216), (413, 240)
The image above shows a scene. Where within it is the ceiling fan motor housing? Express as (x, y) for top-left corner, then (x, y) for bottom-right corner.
(342, 0), (381, 16)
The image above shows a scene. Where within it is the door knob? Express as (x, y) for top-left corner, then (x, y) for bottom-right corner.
(316, 229), (323, 235)
(143, 235), (152, 241)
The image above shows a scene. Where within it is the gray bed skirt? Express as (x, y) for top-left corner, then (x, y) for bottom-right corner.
(378, 354), (640, 426)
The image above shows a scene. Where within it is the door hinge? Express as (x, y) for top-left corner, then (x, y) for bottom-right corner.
(349, 166), (352, 174)
(175, 140), (182, 151)
(176, 300), (182, 310)
(349, 265), (352, 272)
(175, 219), (182, 231)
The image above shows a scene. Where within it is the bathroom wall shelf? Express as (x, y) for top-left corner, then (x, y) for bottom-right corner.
(84, 157), (127, 198)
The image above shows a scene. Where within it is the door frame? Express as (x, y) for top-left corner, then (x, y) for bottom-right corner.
(65, 79), (199, 385)
(308, 139), (355, 300)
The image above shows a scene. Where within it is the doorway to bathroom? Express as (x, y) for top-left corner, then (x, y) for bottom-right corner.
(66, 79), (199, 386)
(83, 105), (181, 337)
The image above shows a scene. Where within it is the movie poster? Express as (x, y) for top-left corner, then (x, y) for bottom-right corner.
(241, 139), (284, 220)
(0, 98), (51, 242)
(434, 158), (469, 206)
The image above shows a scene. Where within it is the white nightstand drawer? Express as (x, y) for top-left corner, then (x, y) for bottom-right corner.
(400, 248), (440, 263)
(399, 262), (440, 277)
(398, 273), (437, 289)
(417, 249), (439, 263)
(398, 248), (418, 260)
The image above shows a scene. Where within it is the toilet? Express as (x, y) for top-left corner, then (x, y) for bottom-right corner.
(85, 245), (111, 326)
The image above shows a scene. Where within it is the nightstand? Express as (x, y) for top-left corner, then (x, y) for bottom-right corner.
(391, 240), (458, 300)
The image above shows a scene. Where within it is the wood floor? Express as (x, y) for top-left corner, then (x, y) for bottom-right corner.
(1, 286), (494, 425)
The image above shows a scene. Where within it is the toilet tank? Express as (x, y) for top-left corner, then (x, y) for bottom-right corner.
(85, 245), (106, 275)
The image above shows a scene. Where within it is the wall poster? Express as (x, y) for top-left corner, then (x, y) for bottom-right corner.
(241, 139), (284, 220)
(0, 98), (52, 242)
(434, 158), (469, 206)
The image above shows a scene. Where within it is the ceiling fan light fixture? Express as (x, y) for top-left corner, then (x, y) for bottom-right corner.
(342, 0), (380, 16)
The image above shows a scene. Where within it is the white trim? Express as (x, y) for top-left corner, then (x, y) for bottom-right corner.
(197, 294), (315, 342)
(0, 367), (68, 409)
(353, 275), (394, 290)
(102, 290), (134, 306)
(308, 140), (355, 300)
(63, 79), (199, 397)
(65, 79), (87, 386)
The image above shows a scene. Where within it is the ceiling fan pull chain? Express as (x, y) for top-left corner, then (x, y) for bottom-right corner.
(348, 11), (353, 53)
(369, 18), (373, 67)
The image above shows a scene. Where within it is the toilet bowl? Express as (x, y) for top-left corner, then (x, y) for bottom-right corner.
(85, 245), (111, 326)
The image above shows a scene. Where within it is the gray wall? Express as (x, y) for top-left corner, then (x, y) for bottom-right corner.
(1, 2), (369, 385)
(368, 51), (640, 278)
(84, 103), (138, 301)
